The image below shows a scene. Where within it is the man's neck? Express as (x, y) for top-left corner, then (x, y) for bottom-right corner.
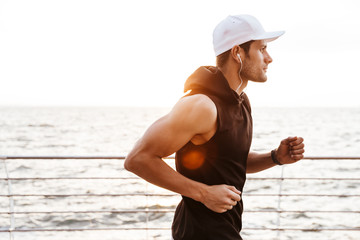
(218, 65), (248, 95)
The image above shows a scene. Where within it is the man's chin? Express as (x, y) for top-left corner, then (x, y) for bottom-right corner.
(259, 75), (268, 82)
(251, 78), (267, 83)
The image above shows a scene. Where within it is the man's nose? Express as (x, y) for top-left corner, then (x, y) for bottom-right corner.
(265, 52), (273, 64)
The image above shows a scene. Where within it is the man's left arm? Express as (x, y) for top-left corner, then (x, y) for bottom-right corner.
(246, 136), (305, 173)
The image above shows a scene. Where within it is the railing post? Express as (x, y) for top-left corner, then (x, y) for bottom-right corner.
(276, 165), (285, 239)
(1, 157), (15, 240)
(145, 181), (149, 240)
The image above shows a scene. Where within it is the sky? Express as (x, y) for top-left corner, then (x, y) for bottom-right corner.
(0, 0), (359, 107)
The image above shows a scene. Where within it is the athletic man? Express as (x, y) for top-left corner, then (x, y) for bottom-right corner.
(125, 14), (305, 240)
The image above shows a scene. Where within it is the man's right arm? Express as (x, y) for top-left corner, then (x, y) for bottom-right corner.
(124, 94), (241, 213)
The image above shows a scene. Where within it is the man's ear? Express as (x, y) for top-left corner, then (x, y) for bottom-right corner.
(230, 45), (245, 64)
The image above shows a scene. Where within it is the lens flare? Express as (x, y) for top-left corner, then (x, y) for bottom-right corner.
(182, 150), (205, 170)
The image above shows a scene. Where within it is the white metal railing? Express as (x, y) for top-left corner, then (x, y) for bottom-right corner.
(1, 156), (360, 239)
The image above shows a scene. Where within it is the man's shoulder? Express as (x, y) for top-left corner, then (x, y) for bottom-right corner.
(168, 93), (217, 132)
(178, 93), (217, 115)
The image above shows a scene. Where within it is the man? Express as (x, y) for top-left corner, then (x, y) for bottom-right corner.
(125, 14), (305, 240)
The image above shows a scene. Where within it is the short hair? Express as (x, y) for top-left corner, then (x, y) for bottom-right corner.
(216, 40), (254, 68)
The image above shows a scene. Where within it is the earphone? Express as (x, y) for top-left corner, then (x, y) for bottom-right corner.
(237, 53), (242, 65)
(236, 53), (243, 94)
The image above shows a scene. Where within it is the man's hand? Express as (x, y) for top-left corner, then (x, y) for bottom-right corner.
(200, 185), (241, 213)
(276, 136), (305, 164)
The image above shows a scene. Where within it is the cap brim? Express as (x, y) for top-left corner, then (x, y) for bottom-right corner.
(253, 31), (285, 42)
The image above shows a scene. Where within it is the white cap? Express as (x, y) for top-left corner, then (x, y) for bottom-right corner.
(213, 15), (285, 56)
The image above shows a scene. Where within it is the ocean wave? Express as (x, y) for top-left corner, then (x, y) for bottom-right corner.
(27, 124), (55, 128)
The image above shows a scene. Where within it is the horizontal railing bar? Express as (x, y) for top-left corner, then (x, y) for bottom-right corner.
(0, 193), (358, 197)
(1, 177), (359, 181)
(247, 194), (360, 197)
(0, 209), (175, 214)
(1, 156), (126, 160)
(0, 177), (140, 180)
(0, 209), (358, 215)
(0, 227), (359, 233)
(248, 177), (360, 180)
(304, 156), (360, 160)
(0, 227), (170, 232)
(241, 210), (360, 214)
(244, 227), (360, 231)
(1, 155), (360, 160)
(0, 193), (178, 197)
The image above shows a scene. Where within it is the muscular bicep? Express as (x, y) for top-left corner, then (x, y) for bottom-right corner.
(133, 95), (217, 158)
(137, 115), (193, 158)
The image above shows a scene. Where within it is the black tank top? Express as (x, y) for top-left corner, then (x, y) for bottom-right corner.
(172, 66), (253, 240)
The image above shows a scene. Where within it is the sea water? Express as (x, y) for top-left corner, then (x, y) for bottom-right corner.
(0, 106), (359, 240)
